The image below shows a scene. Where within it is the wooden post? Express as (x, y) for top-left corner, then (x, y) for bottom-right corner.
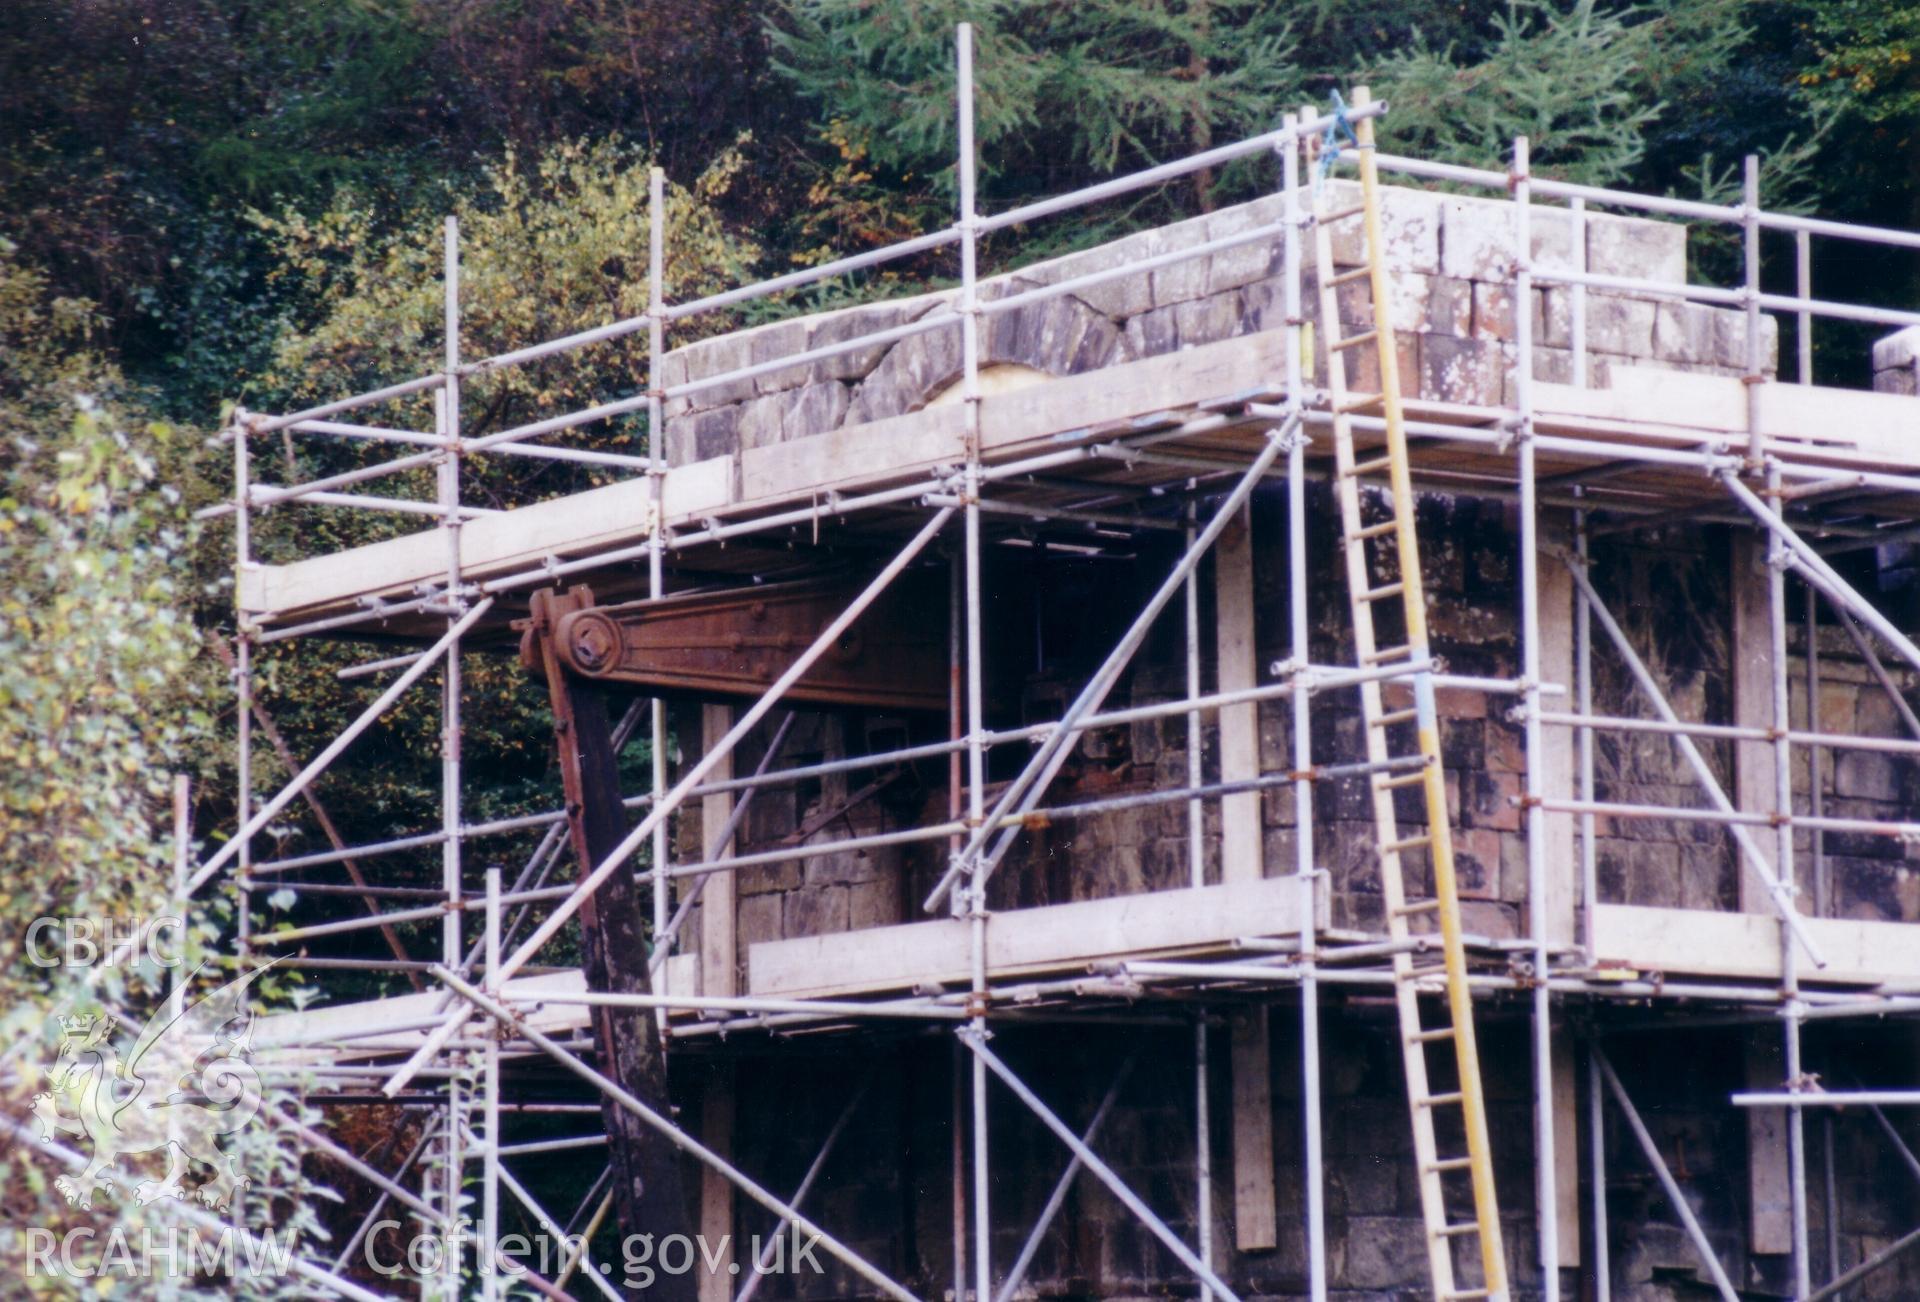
(1215, 504), (1262, 884)
(1216, 502), (1276, 1250)
(700, 704), (738, 999)
(1732, 532), (1792, 1254)
(1539, 510), (1581, 1264)
(1230, 1008), (1277, 1251)
(698, 705), (737, 1302)
(698, 1063), (735, 1302)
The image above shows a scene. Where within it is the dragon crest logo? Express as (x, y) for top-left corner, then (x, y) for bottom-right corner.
(30, 962), (275, 1211)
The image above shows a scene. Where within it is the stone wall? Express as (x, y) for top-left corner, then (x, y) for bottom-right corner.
(660, 179), (1777, 468)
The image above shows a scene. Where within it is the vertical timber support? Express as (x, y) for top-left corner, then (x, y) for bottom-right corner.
(1732, 529), (1793, 1258)
(1229, 1009), (1277, 1251)
(1216, 490), (1276, 1253)
(1216, 501), (1261, 885)
(698, 704), (737, 1302)
(1537, 510), (1581, 1269)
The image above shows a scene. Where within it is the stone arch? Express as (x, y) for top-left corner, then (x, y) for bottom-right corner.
(844, 283), (1131, 426)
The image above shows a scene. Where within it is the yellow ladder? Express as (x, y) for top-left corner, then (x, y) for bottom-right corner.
(1308, 87), (1508, 1302)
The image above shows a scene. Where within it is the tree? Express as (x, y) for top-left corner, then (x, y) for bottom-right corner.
(1368, 0), (1750, 186)
(768, 0), (1301, 214)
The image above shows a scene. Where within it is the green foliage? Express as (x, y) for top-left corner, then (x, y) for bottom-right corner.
(769, 0), (1301, 211)
(1799, 1), (1920, 122)
(1368, 1), (1749, 186)
(0, 243), (331, 1297)
(0, 244), (201, 969)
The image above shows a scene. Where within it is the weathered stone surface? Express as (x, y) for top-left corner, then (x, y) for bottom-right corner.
(1320, 181), (1441, 274)
(1872, 323), (1920, 373)
(733, 391), (788, 451)
(1876, 363), (1919, 395)
(1033, 227), (1161, 317)
(843, 310), (964, 424)
(1589, 295), (1659, 357)
(1587, 212), (1688, 284)
(1711, 305), (1780, 373)
(1652, 299), (1719, 367)
(807, 297), (947, 383)
(736, 892), (780, 949)
(779, 379), (850, 442)
(1339, 1216), (1429, 1289)
(1420, 333), (1508, 406)
(745, 318), (812, 395)
(984, 287), (1128, 376)
(782, 882), (848, 937)
(1439, 194), (1523, 281)
(1835, 751), (1900, 801)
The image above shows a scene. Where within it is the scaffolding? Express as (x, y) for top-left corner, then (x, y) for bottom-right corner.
(100, 22), (1920, 1301)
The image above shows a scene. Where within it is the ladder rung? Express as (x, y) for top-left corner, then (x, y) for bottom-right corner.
(1409, 1024), (1456, 1044)
(1364, 643), (1413, 664)
(1424, 1155), (1473, 1174)
(1329, 265), (1374, 287)
(1345, 452), (1393, 476)
(1435, 1222), (1482, 1239)
(1359, 581), (1406, 602)
(1375, 769), (1429, 790)
(1347, 518), (1399, 542)
(1417, 1091), (1465, 1109)
(1371, 707), (1417, 728)
(1318, 204), (1366, 223)
(1443, 1290), (1495, 1300)
(1382, 833), (1431, 854)
(1331, 329), (1379, 353)
(1336, 393), (1387, 415)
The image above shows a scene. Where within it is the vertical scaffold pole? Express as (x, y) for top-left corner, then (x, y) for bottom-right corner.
(1796, 228), (1813, 385)
(232, 411), (253, 959)
(1577, 502), (1606, 1300)
(1743, 155), (1764, 459)
(1184, 495), (1213, 1293)
(1767, 461), (1812, 1299)
(440, 212), (466, 1302)
(1280, 109), (1326, 1302)
(1514, 132), (1561, 1302)
(648, 166), (671, 953)
(1570, 197), (1588, 391)
(954, 24), (992, 1302)
(1576, 502), (1596, 954)
(482, 866), (502, 1302)
(229, 405), (254, 1245)
(1808, 584), (1840, 1291)
(1588, 1035), (1611, 1302)
(440, 215), (464, 982)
